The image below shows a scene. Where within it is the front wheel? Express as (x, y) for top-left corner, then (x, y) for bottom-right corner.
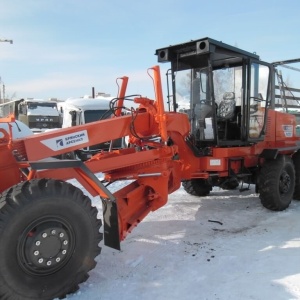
(259, 155), (295, 211)
(0, 179), (102, 300)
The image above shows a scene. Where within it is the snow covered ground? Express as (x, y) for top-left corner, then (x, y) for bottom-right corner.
(64, 180), (300, 300)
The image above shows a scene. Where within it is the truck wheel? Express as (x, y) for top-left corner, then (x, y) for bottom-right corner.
(292, 151), (300, 200)
(0, 179), (102, 300)
(54, 151), (76, 160)
(182, 179), (212, 196)
(61, 151), (76, 160)
(259, 155), (295, 211)
(220, 177), (239, 190)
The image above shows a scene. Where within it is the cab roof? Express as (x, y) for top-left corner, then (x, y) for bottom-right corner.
(155, 37), (261, 70)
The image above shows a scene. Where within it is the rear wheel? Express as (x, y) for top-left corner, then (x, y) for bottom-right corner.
(259, 155), (295, 211)
(61, 151), (76, 159)
(182, 179), (212, 196)
(0, 179), (102, 300)
(292, 151), (300, 200)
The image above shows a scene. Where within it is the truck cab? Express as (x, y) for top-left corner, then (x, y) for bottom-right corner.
(59, 97), (124, 160)
(17, 98), (61, 132)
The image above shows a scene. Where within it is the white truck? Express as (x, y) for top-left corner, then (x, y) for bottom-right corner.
(58, 97), (125, 160)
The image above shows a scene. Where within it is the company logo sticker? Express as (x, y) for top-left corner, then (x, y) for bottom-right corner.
(41, 130), (89, 151)
(56, 139), (63, 147)
(282, 125), (293, 137)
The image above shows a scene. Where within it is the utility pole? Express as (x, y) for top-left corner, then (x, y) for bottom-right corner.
(0, 38), (13, 103)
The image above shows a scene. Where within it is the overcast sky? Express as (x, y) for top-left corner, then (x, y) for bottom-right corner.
(1, 0), (300, 101)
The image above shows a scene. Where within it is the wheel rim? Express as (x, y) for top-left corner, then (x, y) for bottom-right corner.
(17, 216), (76, 276)
(279, 170), (291, 194)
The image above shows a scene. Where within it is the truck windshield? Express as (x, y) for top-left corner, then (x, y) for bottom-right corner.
(28, 103), (57, 110)
(84, 110), (111, 123)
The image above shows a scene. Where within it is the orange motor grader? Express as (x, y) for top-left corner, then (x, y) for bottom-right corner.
(1, 37), (300, 299)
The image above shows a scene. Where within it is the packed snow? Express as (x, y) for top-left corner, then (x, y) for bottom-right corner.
(63, 179), (300, 300)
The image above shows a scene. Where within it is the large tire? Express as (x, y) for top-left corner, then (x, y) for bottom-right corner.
(182, 179), (212, 196)
(259, 155), (295, 211)
(220, 177), (240, 190)
(0, 179), (102, 300)
(61, 151), (76, 160)
(292, 151), (300, 200)
(54, 151), (76, 160)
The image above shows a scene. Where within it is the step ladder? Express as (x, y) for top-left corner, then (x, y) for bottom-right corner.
(228, 157), (252, 191)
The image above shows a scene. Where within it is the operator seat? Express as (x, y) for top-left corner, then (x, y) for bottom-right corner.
(217, 92), (236, 120)
(217, 92), (237, 140)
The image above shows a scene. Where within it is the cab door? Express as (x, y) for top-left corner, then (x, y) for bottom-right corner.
(246, 61), (271, 142)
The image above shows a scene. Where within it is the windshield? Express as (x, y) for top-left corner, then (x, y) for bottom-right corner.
(174, 65), (243, 142)
(84, 110), (111, 123)
(175, 66), (243, 110)
(26, 102), (59, 116)
(28, 102), (57, 109)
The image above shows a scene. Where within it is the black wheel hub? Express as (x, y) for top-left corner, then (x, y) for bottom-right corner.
(18, 217), (75, 276)
(28, 227), (69, 268)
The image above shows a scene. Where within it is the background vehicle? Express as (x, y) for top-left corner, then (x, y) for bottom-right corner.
(0, 98), (61, 132)
(1, 37), (300, 299)
(58, 97), (125, 160)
